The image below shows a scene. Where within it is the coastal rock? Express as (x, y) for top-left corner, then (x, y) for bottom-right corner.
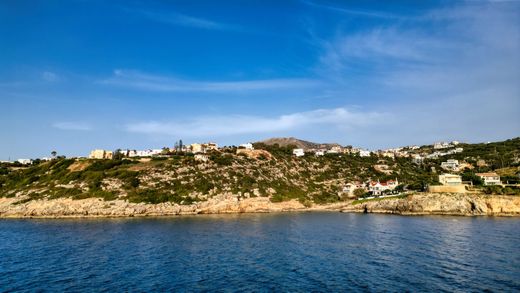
(341, 193), (520, 216)
(0, 193), (519, 218)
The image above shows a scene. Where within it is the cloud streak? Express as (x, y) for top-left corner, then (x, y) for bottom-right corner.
(52, 122), (92, 131)
(125, 107), (387, 137)
(129, 8), (243, 32)
(314, 1), (520, 145)
(42, 71), (59, 82)
(101, 70), (321, 93)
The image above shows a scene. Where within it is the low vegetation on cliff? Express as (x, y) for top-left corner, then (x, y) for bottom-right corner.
(1, 138), (519, 205)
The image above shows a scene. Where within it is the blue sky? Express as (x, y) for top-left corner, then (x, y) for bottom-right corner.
(1, 0), (519, 160)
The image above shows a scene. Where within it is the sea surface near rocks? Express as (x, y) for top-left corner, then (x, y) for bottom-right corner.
(1, 213), (519, 291)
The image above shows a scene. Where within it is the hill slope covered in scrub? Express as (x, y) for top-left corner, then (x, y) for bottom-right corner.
(0, 138), (519, 206)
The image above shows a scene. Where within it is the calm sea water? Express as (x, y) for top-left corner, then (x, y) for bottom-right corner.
(1, 213), (519, 292)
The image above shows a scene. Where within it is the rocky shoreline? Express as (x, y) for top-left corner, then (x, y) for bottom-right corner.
(341, 193), (520, 217)
(0, 194), (346, 218)
(1, 193), (519, 218)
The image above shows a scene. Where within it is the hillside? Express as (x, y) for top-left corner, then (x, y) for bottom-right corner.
(258, 137), (341, 150)
(0, 138), (519, 209)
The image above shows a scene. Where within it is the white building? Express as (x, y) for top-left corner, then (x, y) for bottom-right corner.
(293, 149), (305, 157)
(368, 179), (399, 196)
(17, 159), (33, 165)
(434, 142), (451, 149)
(343, 182), (365, 197)
(315, 150), (325, 156)
(476, 173), (501, 186)
(441, 159), (460, 171)
(412, 154), (424, 164)
(439, 174), (462, 186)
(330, 146), (343, 153)
(239, 143), (254, 150)
(359, 150), (371, 157)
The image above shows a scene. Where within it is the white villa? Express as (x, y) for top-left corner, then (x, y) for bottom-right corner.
(441, 159), (460, 172)
(368, 179), (399, 196)
(439, 174), (462, 186)
(359, 150), (371, 157)
(17, 159), (33, 165)
(293, 149), (305, 157)
(239, 143), (254, 150)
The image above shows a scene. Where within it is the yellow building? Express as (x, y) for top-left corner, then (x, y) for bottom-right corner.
(190, 143), (203, 153)
(89, 149), (113, 159)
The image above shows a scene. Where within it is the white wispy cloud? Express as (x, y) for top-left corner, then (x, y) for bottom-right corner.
(129, 8), (242, 31)
(42, 71), (59, 82)
(101, 69), (321, 92)
(125, 107), (387, 137)
(314, 1), (520, 145)
(302, 0), (406, 19)
(52, 122), (92, 131)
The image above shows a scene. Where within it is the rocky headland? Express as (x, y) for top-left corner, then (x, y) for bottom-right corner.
(341, 193), (520, 216)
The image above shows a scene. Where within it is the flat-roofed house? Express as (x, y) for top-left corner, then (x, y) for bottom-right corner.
(89, 149), (113, 159)
(439, 174), (462, 186)
(476, 172), (501, 185)
(293, 148), (305, 157)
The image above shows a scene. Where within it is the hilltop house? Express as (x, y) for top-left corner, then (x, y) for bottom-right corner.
(315, 150), (325, 156)
(89, 149), (113, 159)
(359, 150), (371, 157)
(441, 159), (460, 172)
(434, 142), (451, 149)
(191, 142), (219, 154)
(439, 174), (462, 186)
(17, 159), (33, 165)
(239, 143), (254, 150)
(190, 143), (203, 153)
(476, 173), (501, 186)
(293, 148), (305, 157)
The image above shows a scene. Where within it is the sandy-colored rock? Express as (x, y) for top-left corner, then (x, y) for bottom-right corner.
(341, 193), (520, 216)
(1, 193), (519, 218)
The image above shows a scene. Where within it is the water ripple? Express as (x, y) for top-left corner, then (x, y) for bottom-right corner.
(1, 213), (519, 292)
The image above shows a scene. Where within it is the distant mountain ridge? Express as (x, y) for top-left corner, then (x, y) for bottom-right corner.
(257, 137), (342, 150)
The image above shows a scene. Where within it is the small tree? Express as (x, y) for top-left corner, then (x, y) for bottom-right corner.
(51, 151), (57, 158)
(353, 188), (366, 198)
(113, 149), (124, 160)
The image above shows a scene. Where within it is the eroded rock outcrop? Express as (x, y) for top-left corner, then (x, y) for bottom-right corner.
(0, 193), (347, 218)
(341, 193), (520, 216)
(1, 193), (519, 218)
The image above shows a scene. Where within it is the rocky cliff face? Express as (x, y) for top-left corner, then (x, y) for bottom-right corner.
(1, 193), (519, 218)
(0, 193), (346, 218)
(341, 193), (520, 216)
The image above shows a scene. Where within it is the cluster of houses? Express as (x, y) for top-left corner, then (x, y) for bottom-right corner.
(343, 179), (400, 197)
(292, 147), (372, 157)
(438, 172), (502, 186)
(291, 141), (463, 161)
(88, 142), (220, 160)
(426, 147), (464, 159)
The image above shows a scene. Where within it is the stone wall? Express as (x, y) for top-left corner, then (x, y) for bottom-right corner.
(428, 185), (467, 193)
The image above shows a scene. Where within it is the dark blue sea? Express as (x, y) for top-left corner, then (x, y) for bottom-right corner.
(1, 213), (519, 292)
